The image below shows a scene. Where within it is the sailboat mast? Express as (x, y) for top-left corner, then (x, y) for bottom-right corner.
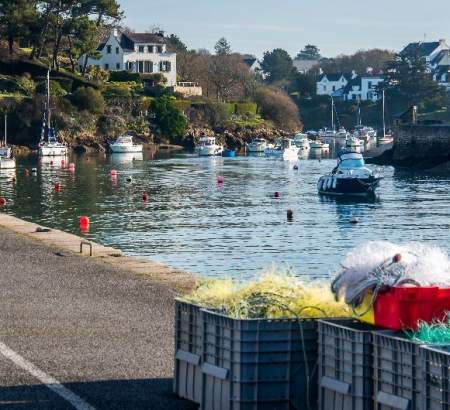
(47, 70), (51, 128)
(331, 97), (334, 130)
(382, 89), (386, 138)
(4, 114), (6, 146)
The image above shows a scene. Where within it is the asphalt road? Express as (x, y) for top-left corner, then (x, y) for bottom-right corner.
(0, 227), (197, 409)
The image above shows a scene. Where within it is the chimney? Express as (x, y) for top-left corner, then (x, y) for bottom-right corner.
(158, 30), (165, 38)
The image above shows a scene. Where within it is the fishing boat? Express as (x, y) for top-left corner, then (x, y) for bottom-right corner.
(246, 138), (268, 153)
(293, 133), (310, 153)
(264, 138), (299, 160)
(39, 70), (68, 157)
(197, 136), (223, 156)
(110, 134), (143, 153)
(317, 149), (381, 196)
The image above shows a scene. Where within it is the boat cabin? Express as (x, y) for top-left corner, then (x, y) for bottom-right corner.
(198, 136), (216, 146)
(337, 151), (365, 169)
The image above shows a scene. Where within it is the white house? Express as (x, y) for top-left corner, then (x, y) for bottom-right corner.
(316, 72), (359, 97)
(293, 58), (319, 74)
(343, 76), (384, 102)
(79, 30), (177, 86)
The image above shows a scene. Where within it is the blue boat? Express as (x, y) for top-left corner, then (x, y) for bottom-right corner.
(222, 149), (236, 157)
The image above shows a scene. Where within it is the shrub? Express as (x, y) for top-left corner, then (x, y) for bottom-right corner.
(16, 74), (36, 96)
(173, 100), (192, 112)
(254, 86), (302, 131)
(144, 84), (170, 98)
(150, 95), (187, 138)
(0, 75), (20, 93)
(51, 77), (73, 93)
(235, 102), (257, 116)
(102, 83), (132, 99)
(109, 70), (141, 82)
(71, 86), (105, 114)
(142, 73), (167, 86)
(97, 114), (127, 137)
(36, 80), (67, 97)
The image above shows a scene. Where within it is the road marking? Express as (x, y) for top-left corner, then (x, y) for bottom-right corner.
(0, 341), (96, 410)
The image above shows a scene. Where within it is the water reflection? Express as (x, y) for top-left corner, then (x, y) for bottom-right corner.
(1, 151), (450, 279)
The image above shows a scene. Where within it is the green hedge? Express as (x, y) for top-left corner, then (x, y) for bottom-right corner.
(109, 70), (141, 82)
(173, 100), (192, 111)
(223, 102), (235, 116)
(235, 102), (257, 116)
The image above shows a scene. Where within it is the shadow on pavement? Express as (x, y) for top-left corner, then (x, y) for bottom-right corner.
(0, 378), (198, 410)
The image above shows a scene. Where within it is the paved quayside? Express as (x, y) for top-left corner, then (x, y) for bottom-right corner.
(0, 214), (197, 409)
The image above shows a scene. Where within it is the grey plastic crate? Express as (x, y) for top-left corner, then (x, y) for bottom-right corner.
(421, 344), (450, 410)
(200, 309), (319, 410)
(372, 331), (422, 410)
(318, 318), (376, 410)
(173, 300), (204, 403)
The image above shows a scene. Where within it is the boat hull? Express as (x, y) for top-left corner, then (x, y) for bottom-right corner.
(318, 175), (380, 196)
(198, 145), (223, 156)
(265, 148), (299, 161)
(0, 147), (11, 158)
(110, 144), (143, 153)
(39, 144), (68, 157)
(0, 158), (16, 169)
(246, 143), (266, 152)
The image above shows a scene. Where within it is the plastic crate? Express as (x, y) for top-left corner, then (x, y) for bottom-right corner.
(318, 318), (376, 410)
(368, 287), (450, 330)
(372, 331), (422, 410)
(421, 344), (450, 410)
(200, 309), (318, 410)
(173, 300), (204, 403)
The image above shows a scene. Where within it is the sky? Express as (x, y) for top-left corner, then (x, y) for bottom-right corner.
(119, 0), (450, 58)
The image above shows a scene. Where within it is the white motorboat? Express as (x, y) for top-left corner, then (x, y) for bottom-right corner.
(293, 133), (310, 153)
(110, 134), (143, 153)
(246, 138), (268, 153)
(197, 136), (223, 156)
(310, 139), (324, 149)
(39, 70), (68, 157)
(264, 138), (299, 160)
(317, 149), (381, 197)
(335, 127), (350, 139)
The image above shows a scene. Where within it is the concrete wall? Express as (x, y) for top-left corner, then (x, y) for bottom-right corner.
(394, 124), (450, 161)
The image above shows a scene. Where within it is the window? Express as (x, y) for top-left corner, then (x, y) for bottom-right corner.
(104, 63), (109, 70)
(116, 47), (120, 54)
(144, 61), (153, 73)
(157, 46), (163, 53)
(127, 61), (134, 71)
(160, 61), (171, 72)
(332, 86), (336, 91)
(138, 45), (145, 53)
(116, 63), (121, 70)
(106, 45), (112, 54)
(368, 81), (372, 88)
(340, 159), (364, 169)
(148, 45), (154, 53)
(138, 61), (144, 73)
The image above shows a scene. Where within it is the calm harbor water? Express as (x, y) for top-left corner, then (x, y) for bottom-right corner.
(0, 149), (449, 280)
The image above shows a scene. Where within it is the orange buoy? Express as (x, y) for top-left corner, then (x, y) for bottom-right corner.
(0, 197), (6, 206)
(79, 216), (90, 230)
(24, 169), (29, 176)
(54, 183), (61, 192)
(142, 192), (149, 201)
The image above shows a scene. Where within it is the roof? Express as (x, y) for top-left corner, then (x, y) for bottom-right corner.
(96, 42), (106, 51)
(401, 41), (442, 58)
(432, 50), (450, 66)
(343, 76), (361, 93)
(242, 54), (258, 67)
(122, 32), (166, 45)
(319, 73), (345, 82)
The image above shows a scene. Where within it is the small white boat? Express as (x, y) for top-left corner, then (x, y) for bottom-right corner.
(336, 127), (350, 139)
(0, 146), (11, 158)
(39, 71), (68, 157)
(378, 134), (393, 144)
(0, 156), (15, 170)
(264, 138), (299, 160)
(310, 139), (324, 149)
(346, 136), (362, 149)
(294, 133), (310, 153)
(197, 136), (223, 156)
(110, 134), (143, 153)
(246, 138), (268, 153)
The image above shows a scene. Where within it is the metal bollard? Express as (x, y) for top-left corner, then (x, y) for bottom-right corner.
(80, 241), (92, 257)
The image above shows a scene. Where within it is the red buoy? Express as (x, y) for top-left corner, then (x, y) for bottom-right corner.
(79, 216), (90, 230)
(142, 192), (149, 202)
(54, 183), (61, 192)
(217, 176), (224, 184)
(111, 169), (117, 177)
(0, 197), (6, 206)
(24, 169), (29, 176)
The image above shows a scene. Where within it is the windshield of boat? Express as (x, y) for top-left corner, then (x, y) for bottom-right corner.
(199, 138), (215, 146)
(339, 158), (365, 169)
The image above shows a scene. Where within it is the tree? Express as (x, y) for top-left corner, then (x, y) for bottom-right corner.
(0, 0), (37, 55)
(208, 54), (251, 101)
(214, 37), (231, 55)
(260, 49), (296, 83)
(321, 49), (395, 74)
(289, 72), (316, 97)
(254, 86), (302, 131)
(167, 34), (187, 52)
(71, 87), (105, 114)
(151, 96), (187, 138)
(296, 45), (321, 60)
(381, 50), (446, 110)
